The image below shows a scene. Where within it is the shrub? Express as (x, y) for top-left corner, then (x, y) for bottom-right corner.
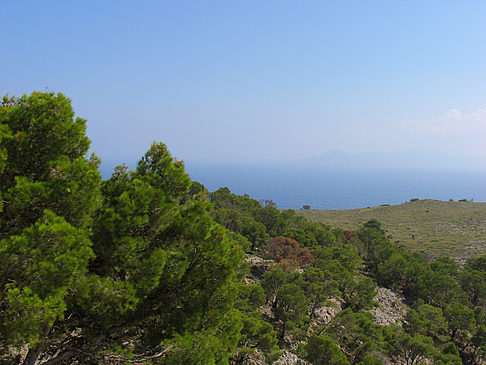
(265, 237), (314, 266)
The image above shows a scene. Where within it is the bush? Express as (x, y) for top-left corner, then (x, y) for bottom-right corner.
(265, 237), (314, 266)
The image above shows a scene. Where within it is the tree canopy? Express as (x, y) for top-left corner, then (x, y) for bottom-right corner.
(0, 92), (247, 364)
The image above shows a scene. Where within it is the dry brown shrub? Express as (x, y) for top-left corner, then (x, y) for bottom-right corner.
(265, 236), (314, 266)
(343, 230), (355, 242)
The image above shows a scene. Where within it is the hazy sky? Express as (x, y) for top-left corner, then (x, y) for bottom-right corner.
(2, 1), (486, 168)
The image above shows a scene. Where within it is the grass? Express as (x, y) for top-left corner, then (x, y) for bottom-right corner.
(296, 199), (486, 262)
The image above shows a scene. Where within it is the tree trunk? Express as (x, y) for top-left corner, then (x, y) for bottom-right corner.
(39, 351), (74, 365)
(279, 321), (286, 343)
(23, 345), (43, 365)
(22, 326), (50, 365)
(450, 327), (458, 342)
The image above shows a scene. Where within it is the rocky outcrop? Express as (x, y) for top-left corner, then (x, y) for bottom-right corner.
(246, 255), (275, 279)
(311, 298), (343, 328)
(370, 287), (408, 326)
(272, 350), (308, 365)
(240, 349), (267, 365)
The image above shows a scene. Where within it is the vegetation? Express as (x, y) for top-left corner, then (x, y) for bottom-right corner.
(297, 199), (486, 261)
(0, 93), (246, 364)
(1, 91), (485, 364)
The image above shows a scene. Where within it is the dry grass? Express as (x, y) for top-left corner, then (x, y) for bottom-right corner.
(296, 199), (486, 261)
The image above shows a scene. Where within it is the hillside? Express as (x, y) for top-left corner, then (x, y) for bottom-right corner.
(296, 199), (486, 261)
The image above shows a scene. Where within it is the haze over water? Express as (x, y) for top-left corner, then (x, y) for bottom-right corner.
(184, 162), (486, 210)
(5, 1), (486, 211)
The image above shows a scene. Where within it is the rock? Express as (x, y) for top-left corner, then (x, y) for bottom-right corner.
(272, 350), (309, 365)
(308, 298), (343, 332)
(370, 287), (408, 326)
(241, 348), (267, 365)
(245, 276), (260, 285)
(261, 301), (275, 321)
(246, 254), (275, 278)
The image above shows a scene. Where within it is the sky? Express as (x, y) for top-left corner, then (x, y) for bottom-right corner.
(1, 0), (486, 170)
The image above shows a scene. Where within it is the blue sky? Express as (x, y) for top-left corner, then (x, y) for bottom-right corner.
(2, 1), (486, 169)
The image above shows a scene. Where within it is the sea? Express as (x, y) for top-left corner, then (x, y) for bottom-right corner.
(101, 161), (486, 210)
(184, 162), (486, 210)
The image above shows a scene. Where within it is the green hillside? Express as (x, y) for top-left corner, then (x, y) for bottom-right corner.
(296, 199), (486, 261)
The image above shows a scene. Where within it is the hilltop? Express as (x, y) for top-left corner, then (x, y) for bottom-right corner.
(296, 199), (486, 261)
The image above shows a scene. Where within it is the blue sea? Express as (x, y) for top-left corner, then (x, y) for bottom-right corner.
(183, 162), (486, 210)
(100, 161), (486, 210)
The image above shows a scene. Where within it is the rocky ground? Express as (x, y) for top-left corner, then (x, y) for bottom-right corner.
(369, 287), (408, 326)
(245, 256), (410, 364)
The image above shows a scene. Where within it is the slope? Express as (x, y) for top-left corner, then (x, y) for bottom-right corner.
(296, 199), (486, 261)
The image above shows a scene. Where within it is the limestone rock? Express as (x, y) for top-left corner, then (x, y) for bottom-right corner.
(370, 287), (408, 326)
(246, 254), (275, 278)
(272, 350), (308, 365)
